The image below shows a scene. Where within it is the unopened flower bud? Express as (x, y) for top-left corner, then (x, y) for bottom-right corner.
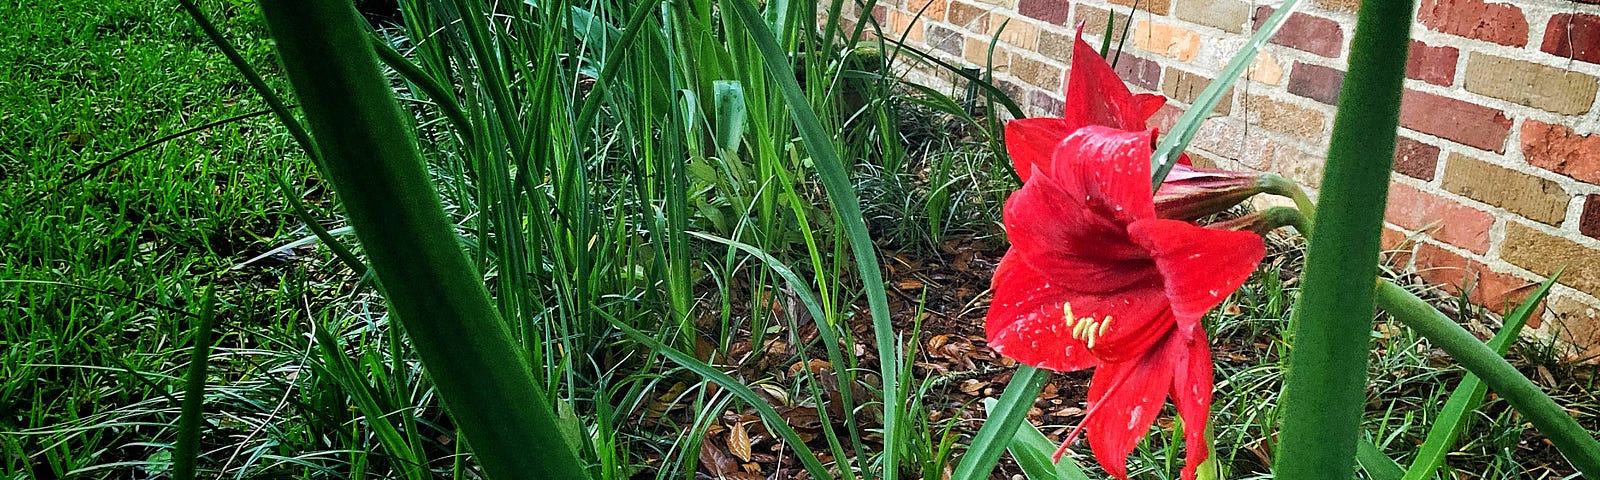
(1154, 164), (1274, 221)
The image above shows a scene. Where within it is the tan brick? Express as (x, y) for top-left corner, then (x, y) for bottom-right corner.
(1463, 52), (1600, 115)
(1073, 4), (1128, 40)
(1273, 146), (1326, 188)
(1193, 117), (1277, 170)
(1243, 95), (1327, 142)
(988, 13), (1041, 49)
(1161, 68), (1232, 115)
(1550, 294), (1600, 357)
(1132, 21), (1200, 62)
(962, 37), (1012, 67)
(1176, 0), (1251, 33)
(907, 0), (949, 21)
(1037, 29), (1074, 64)
(969, 0), (1015, 10)
(1110, 0), (1171, 15)
(1009, 54), (1064, 89)
(1441, 153), (1568, 225)
(887, 9), (926, 43)
(1313, 0), (1361, 13)
(1503, 222), (1600, 298)
(1246, 51), (1284, 85)
(946, 1), (990, 30)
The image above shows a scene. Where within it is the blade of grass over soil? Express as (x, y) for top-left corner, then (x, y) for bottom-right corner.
(1272, 0), (1413, 477)
(172, 287), (217, 480)
(720, 0), (904, 477)
(253, 1), (584, 478)
(1401, 275), (1560, 480)
(1375, 280), (1600, 476)
(955, 371), (1069, 480)
(608, 319), (835, 480)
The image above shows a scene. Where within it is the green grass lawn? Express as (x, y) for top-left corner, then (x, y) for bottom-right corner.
(0, 0), (327, 476)
(3, 0), (1597, 479)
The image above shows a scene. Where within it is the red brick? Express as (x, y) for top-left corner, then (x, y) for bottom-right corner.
(1393, 135), (1440, 180)
(1406, 41), (1459, 86)
(1583, 195), (1600, 241)
(1417, 0), (1529, 47)
(1386, 181), (1494, 253)
(1287, 62), (1344, 105)
(1523, 119), (1600, 184)
(1544, 14), (1600, 66)
(1111, 53), (1162, 92)
(1017, 0), (1066, 24)
(1382, 225), (1413, 267)
(1472, 266), (1538, 316)
(1254, 7), (1344, 58)
(1412, 242), (1535, 314)
(1399, 89), (1512, 153)
(1413, 241), (1474, 295)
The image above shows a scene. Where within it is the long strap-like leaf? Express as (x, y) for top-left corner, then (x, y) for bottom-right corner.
(1377, 280), (1600, 476)
(255, 2), (586, 478)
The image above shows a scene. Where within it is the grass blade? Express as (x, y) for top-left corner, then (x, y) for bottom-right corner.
(720, 0), (905, 477)
(1272, 0), (1412, 476)
(977, 394), (1093, 480)
(172, 287), (217, 480)
(1376, 279), (1600, 476)
(950, 366), (1048, 480)
(254, 1), (586, 478)
(1150, 0), (1301, 186)
(1355, 436), (1403, 480)
(607, 319), (836, 480)
(1401, 275), (1559, 479)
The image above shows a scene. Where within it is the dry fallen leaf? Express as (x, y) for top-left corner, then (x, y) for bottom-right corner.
(727, 420), (752, 462)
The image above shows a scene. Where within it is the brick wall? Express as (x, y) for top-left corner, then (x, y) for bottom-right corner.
(846, 0), (1600, 356)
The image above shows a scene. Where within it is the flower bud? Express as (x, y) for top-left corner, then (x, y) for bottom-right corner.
(1154, 164), (1274, 221)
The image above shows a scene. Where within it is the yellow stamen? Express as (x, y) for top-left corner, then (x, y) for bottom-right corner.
(1072, 317), (1093, 339)
(1098, 317), (1113, 337)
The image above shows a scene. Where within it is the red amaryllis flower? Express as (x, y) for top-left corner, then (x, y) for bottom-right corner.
(986, 126), (1265, 479)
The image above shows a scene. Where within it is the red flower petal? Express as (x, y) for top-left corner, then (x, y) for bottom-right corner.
(1126, 219), (1266, 335)
(1002, 163), (1152, 293)
(986, 251), (1103, 372)
(1172, 334), (1215, 480)
(1065, 29), (1165, 132)
(1004, 118), (1075, 183)
(1083, 331), (1185, 479)
(1047, 126), (1159, 227)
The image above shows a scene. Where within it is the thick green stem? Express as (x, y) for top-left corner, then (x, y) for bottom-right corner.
(1272, 0), (1413, 477)
(255, 2), (586, 479)
(1375, 282), (1600, 476)
(1261, 173), (1317, 221)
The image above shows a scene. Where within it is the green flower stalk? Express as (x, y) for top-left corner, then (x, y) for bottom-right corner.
(1272, 0), (1414, 477)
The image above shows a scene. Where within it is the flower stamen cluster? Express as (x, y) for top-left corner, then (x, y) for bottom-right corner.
(1065, 303), (1114, 349)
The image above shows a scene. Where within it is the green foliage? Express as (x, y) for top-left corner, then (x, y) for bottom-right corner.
(1274, 0), (1414, 477)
